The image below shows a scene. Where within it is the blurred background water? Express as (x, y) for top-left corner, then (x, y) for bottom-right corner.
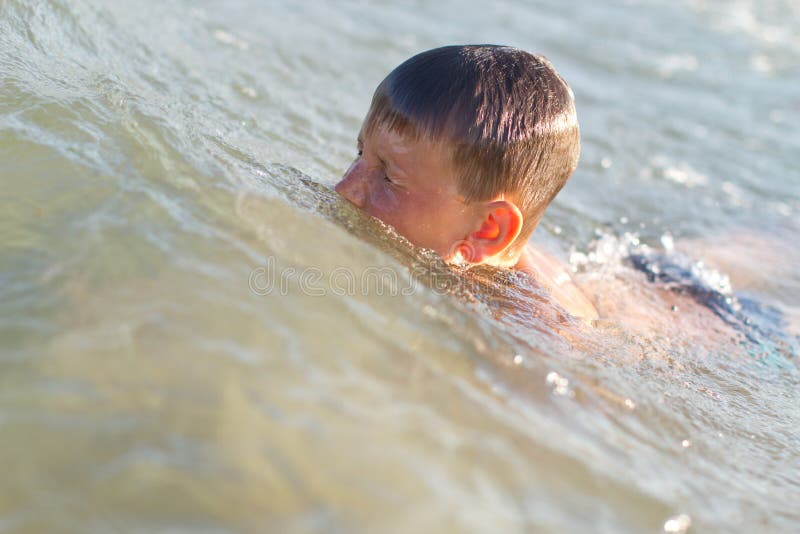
(1, 0), (799, 532)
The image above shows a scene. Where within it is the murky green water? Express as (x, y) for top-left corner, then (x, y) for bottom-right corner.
(2, 0), (799, 532)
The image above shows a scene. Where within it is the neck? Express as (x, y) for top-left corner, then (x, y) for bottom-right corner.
(481, 248), (524, 270)
(511, 244), (600, 321)
(511, 246), (534, 273)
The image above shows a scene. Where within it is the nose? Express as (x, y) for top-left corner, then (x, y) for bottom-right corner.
(334, 160), (367, 208)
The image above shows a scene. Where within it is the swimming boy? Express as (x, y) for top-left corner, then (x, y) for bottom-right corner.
(335, 45), (598, 321)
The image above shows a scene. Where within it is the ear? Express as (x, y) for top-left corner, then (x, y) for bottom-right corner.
(460, 200), (523, 264)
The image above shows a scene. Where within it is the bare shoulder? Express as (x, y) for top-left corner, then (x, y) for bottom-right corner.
(516, 245), (599, 322)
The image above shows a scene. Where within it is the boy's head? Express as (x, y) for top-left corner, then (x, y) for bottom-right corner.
(336, 45), (580, 266)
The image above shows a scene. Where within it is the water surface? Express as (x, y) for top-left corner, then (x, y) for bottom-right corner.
(1, 0), (799, 532)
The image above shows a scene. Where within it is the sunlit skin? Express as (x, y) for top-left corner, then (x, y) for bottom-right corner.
(335, 126), (599, 321)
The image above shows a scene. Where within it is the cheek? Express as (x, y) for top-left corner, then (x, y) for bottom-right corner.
(373, 189), (433, 239)
(387, 194), (444, 246)
(362, 185), (459, 254)
(366, 183), (402, 220)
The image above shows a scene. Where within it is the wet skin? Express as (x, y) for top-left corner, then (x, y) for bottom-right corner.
(335, 125), (599, 321)
(335, 126), (482, 260)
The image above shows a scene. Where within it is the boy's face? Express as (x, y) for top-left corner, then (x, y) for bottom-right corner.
(335, 126), (480, 259)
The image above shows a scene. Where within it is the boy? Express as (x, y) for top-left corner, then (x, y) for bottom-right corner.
(335, 45), (598, 321)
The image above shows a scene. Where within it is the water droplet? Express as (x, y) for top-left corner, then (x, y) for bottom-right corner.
(213, 29), (250, 50)
(660, 233), (674, 252)
(238, 85), (258, 99)
(546, 371), (570, 396)
(513, 354), (523, 365)
(601, 157), (613, 169)
(671, 305), (679, 312)
(624, 398), (636, 410)
(681, 439), (691, 448)
(664, 514), (692, 533)
(750, 54), (772, 73)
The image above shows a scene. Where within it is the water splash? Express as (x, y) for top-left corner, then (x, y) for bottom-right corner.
(570, 228), (798, 355)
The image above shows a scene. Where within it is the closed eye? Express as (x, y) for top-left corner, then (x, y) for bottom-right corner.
(375, 155), (396, 186)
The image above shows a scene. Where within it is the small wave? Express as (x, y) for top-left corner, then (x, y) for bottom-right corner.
(570, 229), (797, 352)
(689, 0), (800, 52)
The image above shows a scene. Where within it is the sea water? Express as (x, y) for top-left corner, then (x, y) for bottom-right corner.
(1, 0), (799, 532)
